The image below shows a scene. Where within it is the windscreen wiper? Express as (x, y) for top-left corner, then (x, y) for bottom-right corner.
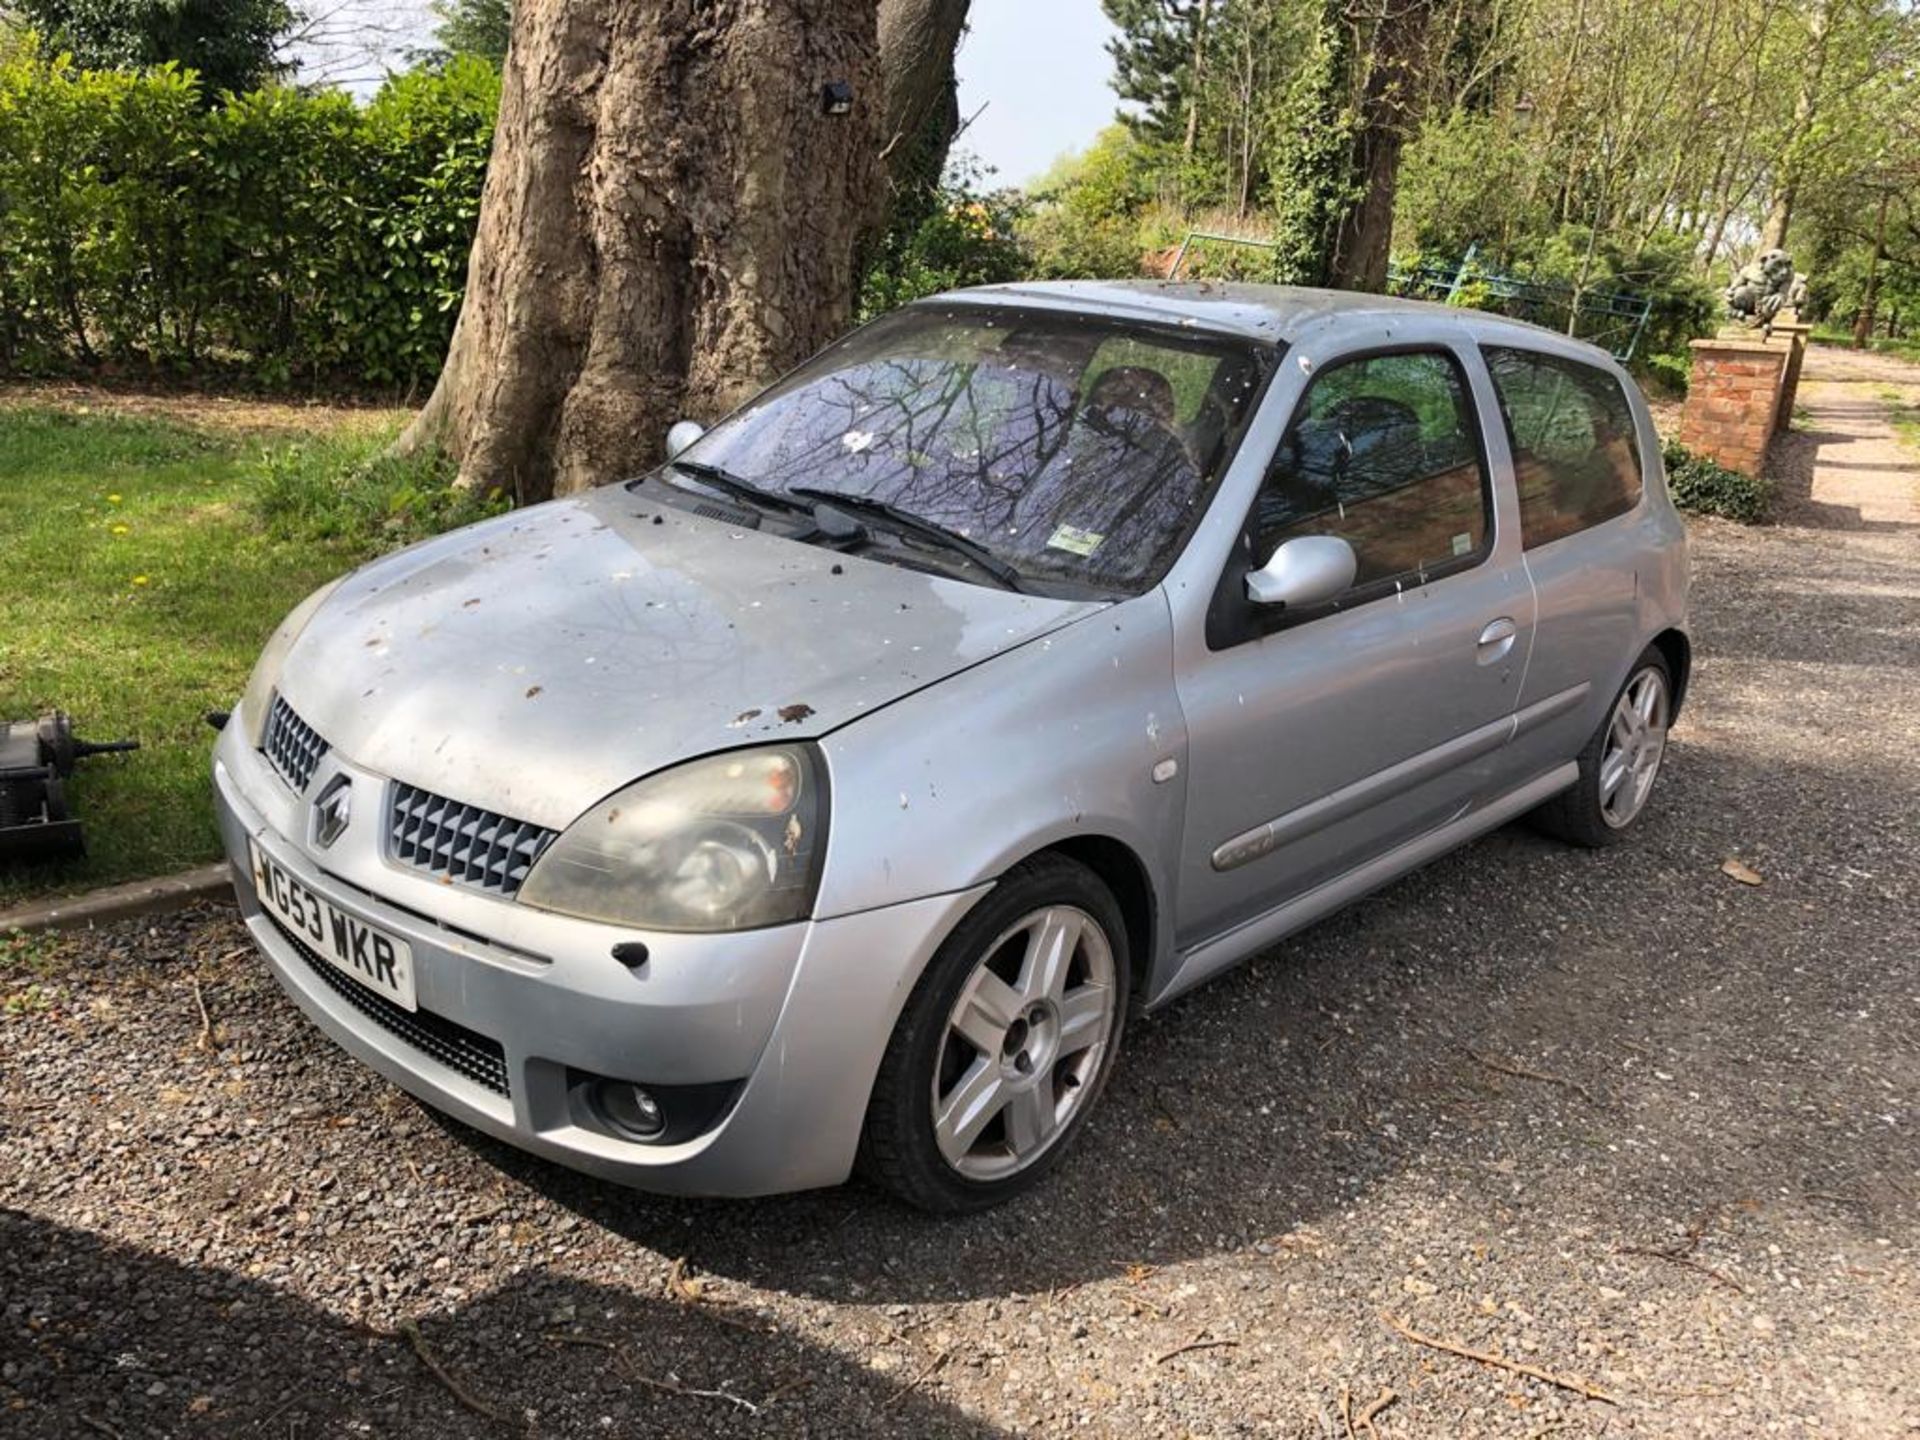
(668, 459), (809, 514)
(789, 486), (1026, 591)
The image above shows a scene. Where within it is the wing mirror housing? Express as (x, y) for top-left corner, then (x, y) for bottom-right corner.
(1245, 535), (1357, 609)
(664, 419), (706, 460)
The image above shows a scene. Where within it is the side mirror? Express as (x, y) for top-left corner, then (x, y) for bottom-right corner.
(664, 419), (706, 460)
(1245, 535), (1357, 609)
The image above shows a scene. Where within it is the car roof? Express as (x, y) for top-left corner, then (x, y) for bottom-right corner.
(933, 279), (1615, 367)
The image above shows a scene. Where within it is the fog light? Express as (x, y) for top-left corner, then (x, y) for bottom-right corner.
(596, 1082), (665, 1140)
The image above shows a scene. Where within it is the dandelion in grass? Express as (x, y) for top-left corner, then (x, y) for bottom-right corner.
(110, 524), (130, 536)
(131, 575), (149, 587)
(107, 494), (123, 504)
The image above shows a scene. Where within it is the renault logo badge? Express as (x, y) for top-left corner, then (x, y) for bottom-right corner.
(313, 776), (352, 850)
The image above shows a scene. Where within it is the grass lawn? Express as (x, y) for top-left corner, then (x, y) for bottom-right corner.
(0, 390), (480, 907)
(1884, 394), (1920, 455)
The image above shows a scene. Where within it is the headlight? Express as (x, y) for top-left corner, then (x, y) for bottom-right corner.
(240, 578), (343, 747)
(518, 746), (829, 932)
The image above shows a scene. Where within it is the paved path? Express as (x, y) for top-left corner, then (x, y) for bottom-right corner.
(1775, 343), (1920, 529)
(3, 349), (1917, 1439)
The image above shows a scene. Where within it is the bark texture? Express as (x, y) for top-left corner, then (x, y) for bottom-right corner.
(1326, 0), (1440, 292)
(877, 0), (970, 196)
(401, 0), (888, 502)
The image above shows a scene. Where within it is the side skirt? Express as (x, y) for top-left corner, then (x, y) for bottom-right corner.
(1145, 761), (1578, 1010)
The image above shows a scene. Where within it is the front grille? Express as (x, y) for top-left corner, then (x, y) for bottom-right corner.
(388, 782), (557, 899)
(263, 695), (328, 792)
(268, 916), (511, 1097)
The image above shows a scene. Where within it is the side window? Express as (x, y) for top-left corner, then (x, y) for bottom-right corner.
(1482, 346), (1644, 548)
(1254, 350), (1490, 594)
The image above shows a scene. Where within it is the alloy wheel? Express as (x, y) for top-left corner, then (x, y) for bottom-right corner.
(930, 904), (1118, 1181)
(1599, 666), (1670, 828)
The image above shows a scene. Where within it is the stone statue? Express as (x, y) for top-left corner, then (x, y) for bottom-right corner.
(1725, 248), (1796, 326)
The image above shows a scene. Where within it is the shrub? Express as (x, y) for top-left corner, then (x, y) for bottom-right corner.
(0, 40), (498, 390)
(1662, 439), (1769, 523)
(858, 160), (1030, 319)
(1639, 350), (1691, 396)
(1020, 125), (1160, 280)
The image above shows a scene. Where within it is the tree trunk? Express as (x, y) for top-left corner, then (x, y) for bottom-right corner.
(400, 0), (889, 503)
(878, 0), (971, 196)
(1181, 0), (1211, 164)
(1760, 0), (1830, 252)
(1326, 0), (1438, 291)
(1853, 189), (1889, 347)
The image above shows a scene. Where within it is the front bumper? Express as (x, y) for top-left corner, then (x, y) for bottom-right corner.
(212, 722), (986, 1197)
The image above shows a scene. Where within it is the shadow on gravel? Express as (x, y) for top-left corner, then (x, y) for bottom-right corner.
(0, 1208), (1004, 1438)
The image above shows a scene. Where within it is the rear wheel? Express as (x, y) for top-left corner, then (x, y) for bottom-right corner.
(1532, 647), (1673, 847)
(858, 854), (1129, 1212)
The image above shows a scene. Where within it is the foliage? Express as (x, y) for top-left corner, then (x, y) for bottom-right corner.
(1089, 0), (1919, 345)
(857, 159), (1030, 318)
(1261, 0), (1355, 286)
(1103, 0), (1208, 145)
(12, 0), (295, 96)
(0, 42), (500, 390)
(1020, 125), (1161, 280)
(1662, 439), (1769, 523)
(1639, 350), (1691, 396)
(423, 0), (512, 66)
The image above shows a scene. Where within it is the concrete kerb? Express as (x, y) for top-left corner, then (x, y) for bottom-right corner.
(0, 864), (235, 936)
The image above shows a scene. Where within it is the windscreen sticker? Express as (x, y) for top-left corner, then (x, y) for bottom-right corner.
(1046, 524), (1105, 557)
(1451, 531), (1473, 556)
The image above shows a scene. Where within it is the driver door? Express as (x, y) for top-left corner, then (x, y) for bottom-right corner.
(1172, 342), (1535, 947)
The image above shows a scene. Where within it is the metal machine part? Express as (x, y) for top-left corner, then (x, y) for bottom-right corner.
(0, 711), (139, 863)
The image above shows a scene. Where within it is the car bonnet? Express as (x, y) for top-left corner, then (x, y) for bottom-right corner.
(273, 485), (1103, 831)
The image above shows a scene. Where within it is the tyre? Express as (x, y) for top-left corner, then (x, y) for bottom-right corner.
(858, 853), (1130, 1213)
(1532, 646), (1674, 848)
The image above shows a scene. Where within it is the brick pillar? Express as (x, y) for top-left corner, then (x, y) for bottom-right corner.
(1767, 322), (1812, 433)
(1678, 339), (1789, 477)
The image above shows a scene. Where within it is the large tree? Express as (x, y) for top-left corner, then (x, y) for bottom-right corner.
(403, 0), (970, 504)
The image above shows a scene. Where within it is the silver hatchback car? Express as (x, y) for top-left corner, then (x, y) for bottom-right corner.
(215, 282), (1688, 1211)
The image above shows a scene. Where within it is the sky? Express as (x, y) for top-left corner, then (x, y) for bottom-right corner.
(293, 1), (1122, 186)
(953, 0), (1120, 186)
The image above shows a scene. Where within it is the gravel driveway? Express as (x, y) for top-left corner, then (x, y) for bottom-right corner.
(5, 347), (1917, 1438)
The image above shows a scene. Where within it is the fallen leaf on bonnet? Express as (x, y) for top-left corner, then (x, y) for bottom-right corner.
(1721, 857), (1763, 886)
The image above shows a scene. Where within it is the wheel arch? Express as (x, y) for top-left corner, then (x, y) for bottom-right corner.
(1650, 627), (1692, 716)
(1025, 834), (1161, 1003)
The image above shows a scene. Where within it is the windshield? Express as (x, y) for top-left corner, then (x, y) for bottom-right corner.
(673, 304), (1273, 594)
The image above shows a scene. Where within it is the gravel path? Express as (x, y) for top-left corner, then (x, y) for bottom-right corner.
(5, 345), (1918, 1438)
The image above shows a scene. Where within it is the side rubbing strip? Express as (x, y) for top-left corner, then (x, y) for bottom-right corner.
(1209, 681), (1590, 873)
(1510, 680), (1591, 738)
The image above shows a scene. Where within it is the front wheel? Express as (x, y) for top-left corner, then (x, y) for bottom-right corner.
(858, 854), (1129, 1213)
(1532, 647), (1673, 847)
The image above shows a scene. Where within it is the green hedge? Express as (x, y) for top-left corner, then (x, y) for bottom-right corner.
(0, 39), (497, 389)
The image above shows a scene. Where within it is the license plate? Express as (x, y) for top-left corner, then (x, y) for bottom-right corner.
(249, 839), (417, 1011)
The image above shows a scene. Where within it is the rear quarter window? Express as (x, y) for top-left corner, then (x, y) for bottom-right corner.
(1482, 346), (1644, 547)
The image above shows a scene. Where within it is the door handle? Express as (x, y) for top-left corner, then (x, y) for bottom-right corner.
(1476, 617), (1518, 666)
